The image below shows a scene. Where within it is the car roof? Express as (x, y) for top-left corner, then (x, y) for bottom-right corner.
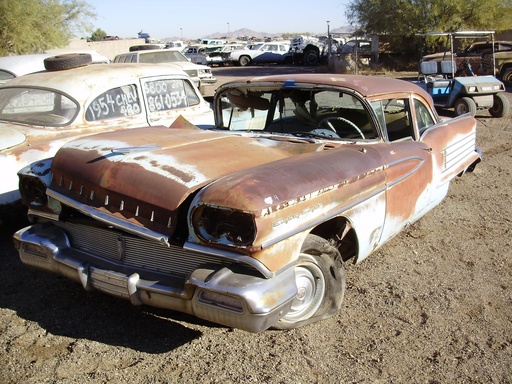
(219, 73), (433, 103)
(0, 54), (52, 76)
(0, 63), (191, 101)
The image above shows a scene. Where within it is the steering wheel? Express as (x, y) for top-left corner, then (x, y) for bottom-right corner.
(319, 117), (365, 139)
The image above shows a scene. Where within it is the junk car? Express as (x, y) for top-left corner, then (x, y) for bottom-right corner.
(113, 49), (216, 95)
(0, 59), (213, 220)
(13, 74), (481, 332)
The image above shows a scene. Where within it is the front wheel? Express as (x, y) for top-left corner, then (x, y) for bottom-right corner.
(238, 56), (251, 66)
(454, 97), (477, 117)
(274, 234), (346, 329)
(303, 49), (320, 66)
(489, 93), (510, 118)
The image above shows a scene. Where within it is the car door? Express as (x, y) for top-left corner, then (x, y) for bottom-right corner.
(139, 76), (213, 127)
(373, 94), (479, 242)
(254, 44), (283, 63)
(369, 95), (435, 243)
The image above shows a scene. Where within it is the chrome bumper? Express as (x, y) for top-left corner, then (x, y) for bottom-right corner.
(13, 223), (296, 332)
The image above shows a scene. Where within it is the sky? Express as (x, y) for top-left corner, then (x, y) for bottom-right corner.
(87, 0), (349, 40)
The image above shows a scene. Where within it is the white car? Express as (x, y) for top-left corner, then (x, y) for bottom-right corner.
(228, 42), (291, 66)
(113, 49), (216, 95)
(0, 54), (52, 84)
(0, 59), (213, 218)
(0, 51), (110, 84)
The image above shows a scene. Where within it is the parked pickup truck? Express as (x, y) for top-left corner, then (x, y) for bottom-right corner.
(481, 49), (512, 85)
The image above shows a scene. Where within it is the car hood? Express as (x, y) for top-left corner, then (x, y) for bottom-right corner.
(49, 124), (331, 234)
(0, 126), (26, 150)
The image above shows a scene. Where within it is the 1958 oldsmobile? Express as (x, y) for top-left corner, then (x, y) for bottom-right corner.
(13, 74), (481, 332)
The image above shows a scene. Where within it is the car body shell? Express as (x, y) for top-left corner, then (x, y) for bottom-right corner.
(181, 46), (208, 65)
(339, 40), (371, 56)
(204, 44), (246, 65)
(13, 74), (480, 332)
(0, 63), (213, 209)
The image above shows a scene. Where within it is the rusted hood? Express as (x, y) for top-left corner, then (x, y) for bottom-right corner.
(49, 126), (327, 232)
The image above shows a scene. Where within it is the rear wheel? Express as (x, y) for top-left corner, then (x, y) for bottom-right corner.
(239, 56), (251, 66)
(489, 93), (510, 118)
(274, 234), (346, 329)
(501, 67), (512, 86)
(454, 97), (477, 117)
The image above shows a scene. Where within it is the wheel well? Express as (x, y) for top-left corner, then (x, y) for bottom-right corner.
(500, 64), (512, 76)
(310, 217), (358, 263)
(304, 44), (320, 54)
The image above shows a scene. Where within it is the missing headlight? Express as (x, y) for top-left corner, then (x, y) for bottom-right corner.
(19, 176), (48, 207)
(193, 205), (256, 246)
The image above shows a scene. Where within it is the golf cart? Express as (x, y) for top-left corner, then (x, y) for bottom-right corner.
(416, 31), (509, 118)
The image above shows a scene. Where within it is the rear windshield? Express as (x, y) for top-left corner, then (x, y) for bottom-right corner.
(0, 87), (78, 126)
(138, 51), (188, 63)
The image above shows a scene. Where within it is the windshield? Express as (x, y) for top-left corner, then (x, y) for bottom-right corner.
(216, 87), (377, 140)
(0, 87), (78, 126)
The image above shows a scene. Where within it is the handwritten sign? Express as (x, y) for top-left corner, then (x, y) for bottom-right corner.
(144, 79), (189, 112)
(86, 85), (141, 121)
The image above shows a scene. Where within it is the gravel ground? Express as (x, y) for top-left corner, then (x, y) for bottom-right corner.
(1, 66), (511, 383)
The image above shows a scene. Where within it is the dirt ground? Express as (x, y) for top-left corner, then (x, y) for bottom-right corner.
(1, 66), (511, 383)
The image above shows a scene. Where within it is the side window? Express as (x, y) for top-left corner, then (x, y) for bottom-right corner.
(383, 98), (413, 141)
(143, 79), (200, 112)
(413, 98), (436, 133)
(86, 85), (141, 121)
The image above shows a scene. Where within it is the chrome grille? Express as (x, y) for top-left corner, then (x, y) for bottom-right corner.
(53, 221), (230, 277)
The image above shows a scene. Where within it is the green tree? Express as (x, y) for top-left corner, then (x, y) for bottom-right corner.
(0, 0), (96, 56)
(346, 0), (512, 49)
(90, 28), (107, 41)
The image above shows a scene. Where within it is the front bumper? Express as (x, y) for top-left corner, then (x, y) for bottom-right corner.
(199, 76), (217, 85)
(13, 222), (296, 332)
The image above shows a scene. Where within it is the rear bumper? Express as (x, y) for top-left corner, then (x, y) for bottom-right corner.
(13, 222), (296, 332)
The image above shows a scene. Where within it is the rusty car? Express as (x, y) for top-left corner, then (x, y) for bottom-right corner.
(13, 74), (481, 332)
(0, 60), (214, 221)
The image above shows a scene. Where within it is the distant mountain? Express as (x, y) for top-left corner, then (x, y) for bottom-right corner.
(203, 28), (280, 40)
(160, 26), (355, 43)
(203, 26), (355, 40)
